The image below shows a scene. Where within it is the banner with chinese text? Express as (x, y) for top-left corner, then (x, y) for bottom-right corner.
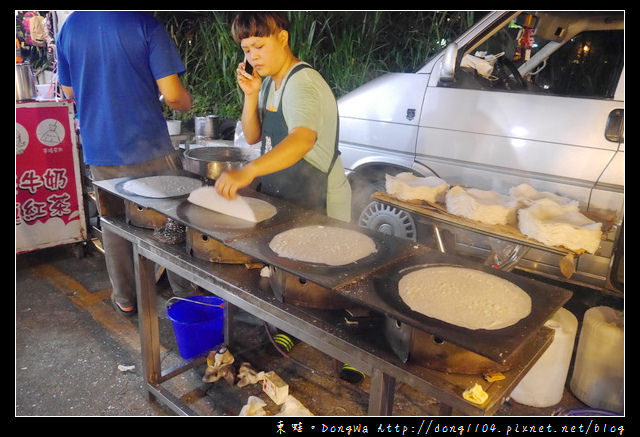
(16, 101), (86, 253)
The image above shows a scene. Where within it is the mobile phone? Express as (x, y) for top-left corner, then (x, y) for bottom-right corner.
(244, 60), (253, 76)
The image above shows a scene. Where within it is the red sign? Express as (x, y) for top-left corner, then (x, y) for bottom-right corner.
(16, 101), (86, 252)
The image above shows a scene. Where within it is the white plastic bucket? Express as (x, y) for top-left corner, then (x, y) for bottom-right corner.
(510, 307), (578, 407)
(570, 306), (624, 413)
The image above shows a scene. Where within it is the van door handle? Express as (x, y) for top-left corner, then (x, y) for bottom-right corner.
(605, 109), (624, 143)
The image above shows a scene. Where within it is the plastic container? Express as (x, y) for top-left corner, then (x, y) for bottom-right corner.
(570, 306), (624, 413)
(166, 120), (181, 135)
(167, 295), (225, 359)
(16, 62), (37, 101)
(510, 307), (578, 407)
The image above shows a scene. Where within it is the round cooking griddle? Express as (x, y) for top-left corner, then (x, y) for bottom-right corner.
(374, 263), (535, 337)
(263, 225), (381, 270)
(176, 200), (259, 231)
(362, 253), (572, 364)
(115, 175), (203, 199)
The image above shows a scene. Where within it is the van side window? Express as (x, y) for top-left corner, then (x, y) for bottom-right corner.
(530, 30), (623, 98)
(455, 26), (624, 99)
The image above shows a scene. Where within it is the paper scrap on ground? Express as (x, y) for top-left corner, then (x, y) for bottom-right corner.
(188, 186), (277, 223)
(239, 396), (268, 416)
(117, 364), (135, 372)
(260, 266), (272, 278)
(202, 346), (236, 384)
(237, 362), (265, 388)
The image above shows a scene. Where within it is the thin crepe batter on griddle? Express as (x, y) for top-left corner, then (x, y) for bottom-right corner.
(268, 225), (377, 266)
(399, 266), (531, 330)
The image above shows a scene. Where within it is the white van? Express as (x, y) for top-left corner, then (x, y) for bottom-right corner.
(338, 11), (624, 293)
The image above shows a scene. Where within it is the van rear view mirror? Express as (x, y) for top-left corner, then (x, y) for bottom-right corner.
(440, 43), (458, 82)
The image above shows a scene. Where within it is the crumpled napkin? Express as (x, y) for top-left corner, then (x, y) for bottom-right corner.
(202, 345), (235, 384)
(239, 396), (268, 416)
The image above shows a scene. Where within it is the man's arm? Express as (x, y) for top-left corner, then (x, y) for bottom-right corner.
(156, 74), (192, 112)
(61, 85), (74, 100)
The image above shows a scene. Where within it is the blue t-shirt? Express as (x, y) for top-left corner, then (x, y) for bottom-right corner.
(56, 11), (186, 166)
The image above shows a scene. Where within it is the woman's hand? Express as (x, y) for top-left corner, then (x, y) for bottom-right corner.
(236, 62), (261, 96)
(214, 165), (257, 200)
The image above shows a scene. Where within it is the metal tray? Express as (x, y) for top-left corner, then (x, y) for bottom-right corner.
(335, 251), (573, 363)
(114, 174), (203, 200)
(228, 214), (427, 291)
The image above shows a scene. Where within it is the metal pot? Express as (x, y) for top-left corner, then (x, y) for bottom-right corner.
(194, 115), (220, 139)
(183, 146), (248, 180)
(16, 62), (37, 101)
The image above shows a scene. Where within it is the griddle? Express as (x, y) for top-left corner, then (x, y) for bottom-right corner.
(335, 250), (572, 363)
(114, 177), (202, 200)
(175, 196), (305, 243)
(94, 176), (307, 244)
(93, 175), (572, 364)
(227, 213), (428, 290)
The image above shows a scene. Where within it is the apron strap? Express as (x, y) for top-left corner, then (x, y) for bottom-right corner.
(261, 63), (341, 176)
(328, 113), (340, 175)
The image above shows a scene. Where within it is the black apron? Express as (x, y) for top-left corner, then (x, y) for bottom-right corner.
(259, 63), (339, 214)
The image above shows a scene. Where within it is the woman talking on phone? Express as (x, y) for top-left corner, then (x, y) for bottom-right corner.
(215, 11), (351, 222)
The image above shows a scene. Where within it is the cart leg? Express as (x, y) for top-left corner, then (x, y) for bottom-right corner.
(224, 300), (236, 347)
(133, 247), (162, 398)
(368, 369), (395, 415)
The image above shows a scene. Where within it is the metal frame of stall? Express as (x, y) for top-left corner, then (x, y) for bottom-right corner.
(100, 214), (554, 416)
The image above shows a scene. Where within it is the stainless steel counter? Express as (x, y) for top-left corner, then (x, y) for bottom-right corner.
(94, 176), (560, 416)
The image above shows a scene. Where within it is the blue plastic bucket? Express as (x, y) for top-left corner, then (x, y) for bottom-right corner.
(166, 295), (225, 359)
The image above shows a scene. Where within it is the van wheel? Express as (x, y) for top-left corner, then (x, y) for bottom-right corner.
(350, 167), (404, 224)
(359, 201), (417, 241)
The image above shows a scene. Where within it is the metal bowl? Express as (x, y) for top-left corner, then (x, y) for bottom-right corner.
(183, 146), (248, 180)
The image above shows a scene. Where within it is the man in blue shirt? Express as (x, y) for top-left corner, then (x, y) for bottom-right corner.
(57, 11), (192, 313)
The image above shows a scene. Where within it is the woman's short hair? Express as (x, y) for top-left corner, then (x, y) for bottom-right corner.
(231, 12), (290, 42)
